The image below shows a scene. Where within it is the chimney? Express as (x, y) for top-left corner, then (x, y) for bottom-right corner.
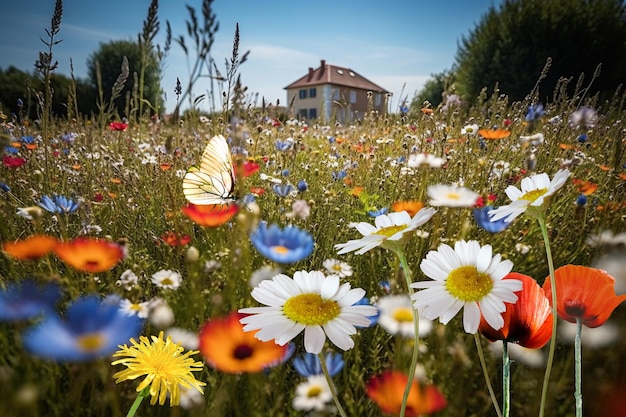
(319, 59), (326, 78)
(307, 67), (313, 81)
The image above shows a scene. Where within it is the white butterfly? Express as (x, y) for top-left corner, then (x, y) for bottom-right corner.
(182, 135), (237, 205)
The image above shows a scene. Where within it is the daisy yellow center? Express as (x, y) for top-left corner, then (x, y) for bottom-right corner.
(520, 188), (547, 203)
(375, 224), (407, 238)
(392, 307), (414, 323)
(283, 293), (340, 325)
(445, 265), (493, 302)
(130, 304), (142, 311)
(161, 277), (174, 286)
(446, 193), (461, 200)
(77, 332), (105, 352)
(331, 264), (343, 272)
(307, 386), (323, 398)
(272, 245), (290, 254)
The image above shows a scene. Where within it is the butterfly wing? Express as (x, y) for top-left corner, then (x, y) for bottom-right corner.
(183, 135), (236, 205)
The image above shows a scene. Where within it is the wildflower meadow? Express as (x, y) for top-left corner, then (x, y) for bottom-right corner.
(1, 2), (626, 417)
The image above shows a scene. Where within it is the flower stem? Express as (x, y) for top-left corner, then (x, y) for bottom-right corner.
(574, 318), (583, 417)
(538, 215), (558, 417)
(502, 341), (510, 417)
(396, 250), (420, 417)
(319, 352), (348, 417)
(126, 387), (150, 417)
(474, 333), (502, 417)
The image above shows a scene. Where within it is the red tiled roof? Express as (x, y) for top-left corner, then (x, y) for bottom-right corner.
(284, 59), (390, 93)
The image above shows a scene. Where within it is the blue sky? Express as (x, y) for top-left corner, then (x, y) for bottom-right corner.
(0, 0), (503, 113)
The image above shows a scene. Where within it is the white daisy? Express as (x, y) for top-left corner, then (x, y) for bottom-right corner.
(334, 208), (437, 255)
(407, 153), (446, 168)
(427, 184), (480, 207)
(239, 271), (377, 354)
(376, 294), (432, 338)
(411, 240), (522, 334)
(165, 327), (200, 350)
(292, 375), (333, 412)
(488, 169), (570, 222)
(322, 258), (353, 278)
(150, 269), (182, 290)
(119, 299), (150, 318)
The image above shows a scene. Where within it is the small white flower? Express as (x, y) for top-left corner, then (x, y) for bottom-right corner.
(286, 199), (311, 220)
(292, 375), (332, 411)
(178, 384), (205, 410)
(148, 297), (175, 328)
(488, 340), (545, 368)
(376, 294), (432, 338)
(407, 153), (446, 168)
(411, 240), (521, 334)
(335, 208), (437, 255)
(322, 259), (353, 278)
(515, 243), (531, 254)
(519, 133), (545, 146)
(165, 327), (200, 350)
(427, 184), (480, 207)
(249, 265), (282, 288)
(151, 269), (182, 290)
(116, 269), (140, 291)
(488, 169), (570, 222)
(119, 299), (150, 318)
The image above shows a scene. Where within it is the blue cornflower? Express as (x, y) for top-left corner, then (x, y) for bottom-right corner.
(39, 195), (80, 214)
(21, 136), (36, 145)
(332, 170), (347, 180)
(272, 183), (293, 197)
(250, 223), (314, 264)
(5, 146), (19, 155)
(473, 206), (512, 233)
(275, 138), (294, 151)
(328, 136), (336, 144)
(0, 182), (9, 192)
(400, 105), (409, 114)
(577, 134), (588, 143)
(293, 352), (344, 377)
(367, 207), (388, 217)
(297, 180), (308, 192)
(0, 279), (61, 321)
(282, 169), (290, 177)
(525, 104), (545, 122)
(576, 194), (587, 206)
(22, 295), (143, 362)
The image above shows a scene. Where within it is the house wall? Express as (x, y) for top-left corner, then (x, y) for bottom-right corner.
(287, 85), (387, 124)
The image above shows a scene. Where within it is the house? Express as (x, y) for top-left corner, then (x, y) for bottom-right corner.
(284, 59), (391, 124)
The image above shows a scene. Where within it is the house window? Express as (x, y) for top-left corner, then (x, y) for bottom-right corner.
(308, 108), (317, 119)
(374, 93), (381, 106)
(349, 90), (357, 104)
(332, 89), (340, 100)
(298, 109), (308, 119)
(299, 89), (307, 99)
(309, 88), (316, 98)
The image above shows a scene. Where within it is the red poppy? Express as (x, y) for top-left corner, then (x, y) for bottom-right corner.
(2, 235), (59, 260)
(109, 122), (128, 131)
(199, 312), (290, 374)
(234, 160), (260, 178)
(543, 265), (626, 328)
(249, 187), (266, 196)
(478, 128), (511, 140)
(479, 273), (553, 348)
(366, 370), (446, 417)
(54, 238), (124, 273)
(2, 155), (26, 168)
(391, 200), (424, 217)
(572, 179), (598, 195)
(181, 203), (239, 227)
(160, 231), (191, 246)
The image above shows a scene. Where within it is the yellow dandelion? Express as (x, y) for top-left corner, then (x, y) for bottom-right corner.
(111, 331), (205, 407)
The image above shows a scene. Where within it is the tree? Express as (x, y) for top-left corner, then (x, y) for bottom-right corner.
(454, 0), (626, 103)
(86, 39), (163, 119)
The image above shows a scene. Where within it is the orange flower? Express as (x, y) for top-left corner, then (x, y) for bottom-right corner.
(199, 312), (289, 373)
(391, 200), (425, 217)
(478, 128), (511, 140)
(159, 163), (172, 171)
(559, 143), (575, 150)
(349, 186), (364, 198)
(2, 235), (59, 260)
(598, 165), (611, 171)
(110, 178), (122, 184)
(26, 143), (38, 150)
(479, 273), (553, 348)
(572, 179), (598, 195)
(234, 160), (260, 178)
(366, 370), (446, 417)
(249, 187), (266, 196)
(160, 231), (191, 246)
(543, 265), (626, 328)
(181, 203), (238, 227)
(54, 238), (124, 273)
(421, 107), (434, 115)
